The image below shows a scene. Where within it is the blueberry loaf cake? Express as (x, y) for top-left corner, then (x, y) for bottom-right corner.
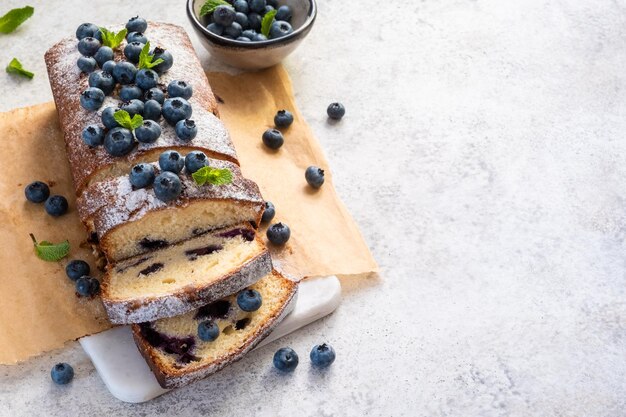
(103, 223), (272, 324)
(132, 269), (298, 388)
(44, 22), (238, 195)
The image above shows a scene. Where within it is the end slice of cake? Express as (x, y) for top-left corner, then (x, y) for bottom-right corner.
(132, 269), (298, 388)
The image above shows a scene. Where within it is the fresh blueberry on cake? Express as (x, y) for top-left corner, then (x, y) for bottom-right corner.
(274, 110), (294, 128)
(129, 163), (156, 189)
(267, 222), (290, 245)
(197, 320), (220, 342)
(143, 100), (162, 122)
(75, 23), (101, 41)
(167, 80), (193, 100)
(144, 87), (165, 104)
(261, 201), (275, 223)
(77, 56), (97, 73)
(45, 195), (69, 217)
(102, 60), (116, 74)
(159, 150), (185, 174)
(273, 347), (299, 372)
(305, 166), (325, 188)
(126, 16), (148, 33)
(51, 363), (74, 385)
(126, 32), (148, 44)
(175, 119), (198, 141)
(184, 151), (208, 173)
(77, 36), (101, 56)
(82, 124), (105, 147)
(88, 70), (115, 95)
(136, 69), (159, 90)
(119, 85), (144, 101)
(101, 106), (121, 129)
(120, 99), (144, 117)
(104, 127), (135, 157)
(66, 260), (90, 282)
(327, 102), (346, 120)
(162, 98), (192, 125)
(310, 343), (336, 367)
(236, 289), (262, 312)
(94, 46), (114, 67)
(153, 171), (182, 202)
(135, 120), (162, 143)
(24, 181), (50, 203)
(112, 61), (137, 85)
(262, 129), (284, 149)
(150, 47), (174, 73)
(80, 87), (105, 111)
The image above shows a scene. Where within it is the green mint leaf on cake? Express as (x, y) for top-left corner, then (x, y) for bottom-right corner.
(114, 109), (143, 130)
(192, 166), (233, 186)
(99, 27), (127, 49)
(137, 41), (164, 70)
(30, 234), (70, 262)
(199, 0), (232, 16)
(6, 58), (33, 79)
(261, 10), (277, 37)
(0, 6), (34, 34)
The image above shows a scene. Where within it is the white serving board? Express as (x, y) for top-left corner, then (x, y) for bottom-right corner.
(80, 276), (341, 403)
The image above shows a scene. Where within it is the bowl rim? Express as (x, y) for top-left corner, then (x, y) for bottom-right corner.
(186, 0), (317, 49)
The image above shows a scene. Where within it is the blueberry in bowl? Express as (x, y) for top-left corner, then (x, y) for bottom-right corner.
(187, 0), (317, 70)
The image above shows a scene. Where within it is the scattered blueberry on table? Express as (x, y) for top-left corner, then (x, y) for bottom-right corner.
(273, 347), (299, 372)
(327, 102), (346, 120)
(310, 343), (336, 367)
(237, 289), (262, 312)
(76, 276), (100, 297)
(305, 166), (325, 189)
(261, 201), (275, 223)
(267, 222), (290, 245)
(65, 260), (90, 282)
(274, 109), (293, 128)
(51, 363), (74, 385)
(198, 320), (220, 342)
(44, 195), (69, 217)
(262, 128), (284, 149)
(24, 181), (50, 203)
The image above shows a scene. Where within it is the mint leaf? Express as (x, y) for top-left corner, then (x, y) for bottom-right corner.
(200, 0), (232, 16)
(99, 27), (127, 49)
(113, 109), (143, 130)
(261, 10), (277, 37)
(30, 234), (70, 262)
(6, 58), (33, 79)
(192, 166), (233, 186)
(137, 41), (164, 70)
(0, 6), (34, 34)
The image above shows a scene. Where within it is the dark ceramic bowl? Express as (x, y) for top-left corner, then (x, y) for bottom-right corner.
(187, 0), (317, 70)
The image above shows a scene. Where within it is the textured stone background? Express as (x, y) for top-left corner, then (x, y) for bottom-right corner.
(1, 0), (625, 416)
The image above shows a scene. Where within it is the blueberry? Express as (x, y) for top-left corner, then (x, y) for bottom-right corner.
(76, 23), (101, 41)
(51, 363), (74, 385)
(273, 347), (298, 372)
(77, 36), (101, 56)
(104, 127), (135, 157)
(151, 47), (174, 73)
(162, 98), (192, 125)
(88, 70), (115, 95)
(197, 320), (220, 342)
(266, 0), (278, 7)
(153, 171), (182, 202)
(269, 21), (293, 39)
(262, 128), (284, 149)
(101, 106), (121, 129)
(236, 289), (262, 312)
(159, 150), (185, 173)
(136, 69), (158, 90)
(248, 0), (266, 13)
(129, 163), (156, 188)
(94, 46), (114, 67)
(167, 80), (193, 100)
(124, 41), (145, 64)
(274, 110), (294, 128)
(234, 0), (249, 12)
(126, 16), (148, 33)
(267, 222), (290, 245)
(81, 124), (105, 147)
(24, 181), (49, 203)
(248, 13), (262, 31)
(80, 87), (105, 111)
(45, 195), (69, 217)
(144, 87), (165, 104)
(223, 35), (235, 40)
(327, 102), (345, 120)
(135, 120), (162, 143)
(310, 343), (336, 368)
(119, 85), (143, 101)
(236, 36), (251, 42)
(235, 12), (249, 29)
(206, 23), (224, 36)
(213, 5), (236, 26)
(175, 119), (198, 141)
(113, 61), (137, 85)
(102, 60), (116, 74)
(120, 99), (144, 117)
(184, 151), (208, 173)
(275, 5), (292, 22)
(143, 100), (162, 122)
(263, 5), (275, 15)
(305, 166), (325, 188)
(223, 22), (243, 38)
(252, 33), (267, 42)
(77, 56), (97, 73)
(261, 201), (275, 223)
(66, 260), (90, 282)
(126, 31), (148, 44)
(241, 29), (257, 40)
(76, 276), (100, 297)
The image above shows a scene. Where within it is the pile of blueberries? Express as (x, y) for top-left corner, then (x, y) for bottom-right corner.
(205, 0), (294, 42)
(76, 17), (199, 158)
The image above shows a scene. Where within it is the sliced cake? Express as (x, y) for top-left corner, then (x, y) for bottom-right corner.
(132, 269), (298, 388)
(103, 223), (272, 324)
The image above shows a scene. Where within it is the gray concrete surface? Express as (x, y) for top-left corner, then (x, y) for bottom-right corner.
(1, 0), (626, 415)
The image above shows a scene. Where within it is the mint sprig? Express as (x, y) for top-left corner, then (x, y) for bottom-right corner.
(261, 9), (277, 38)
(138, 42), (164, 70)
(30, 234), (70, 262)
(99, 27), (127, 49)
(192, 166), (233, 186)
(199, 0), (232, 16)
(6, 58), (33, 79)
(113, 109), (143, 130)
(0, 6), (34, 34)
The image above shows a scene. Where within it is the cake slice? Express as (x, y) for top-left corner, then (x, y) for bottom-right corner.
(102, 223), (272, 324)
(77, 159), (264, 262)
(132, 269), (298, 388)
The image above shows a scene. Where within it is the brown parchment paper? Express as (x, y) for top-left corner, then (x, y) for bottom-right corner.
(0, 65), (376, 364)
